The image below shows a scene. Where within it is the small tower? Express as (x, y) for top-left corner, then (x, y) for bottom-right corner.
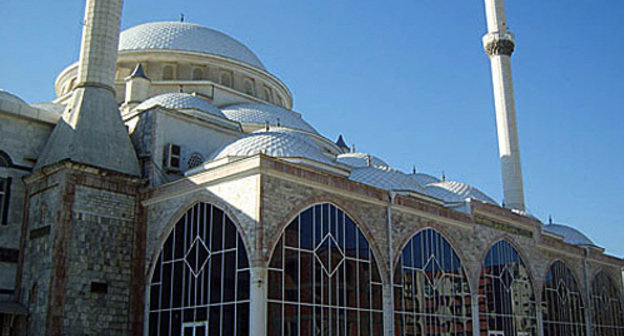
(122, 63), (151, 112)
(482, 0), (526, 212)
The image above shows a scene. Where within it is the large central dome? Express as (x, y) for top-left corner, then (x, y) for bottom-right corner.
(119, 22), (266, 70)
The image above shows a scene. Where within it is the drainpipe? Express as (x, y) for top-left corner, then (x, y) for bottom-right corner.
(583, 247), (593, 336)
(383, 191), (396, 336)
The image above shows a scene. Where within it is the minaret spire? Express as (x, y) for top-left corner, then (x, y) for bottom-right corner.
(483, 0), (525, 212)
(36, 0), (140, 176)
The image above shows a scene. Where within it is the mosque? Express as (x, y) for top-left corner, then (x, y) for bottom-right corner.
(0, 0), (622, 335)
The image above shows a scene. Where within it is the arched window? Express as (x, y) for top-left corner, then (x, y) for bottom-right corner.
(394, 228), (472, 335)
(192, 68), (204, 80)
(542, 260), (586, 336)
(243, 79), (254, 96)
(479, 240), (536, 335)
(220, 72), (232, 88)
(147, 203), (250, 336)
(163, 65), (174, 80)
(263, 87), (272, 102)
(591, 272), (624, 335)
(267, 203), (384, 335)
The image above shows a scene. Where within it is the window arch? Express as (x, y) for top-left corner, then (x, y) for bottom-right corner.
(163, 65), (174, 80)
(479, 240), (536, 335)
(192, 68), (204, 80)
(591, 272), (624, 335)
(267, 203), (384, 335)
(243, 79), (254, 96)
(542, 260), (586, 336)
(219, 72), (232, 88)
(147, 202), (250, 336)
(394, 228), (472, 335)
(187, 152), (205, 170)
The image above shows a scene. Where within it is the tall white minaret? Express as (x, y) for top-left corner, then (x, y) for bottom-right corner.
(36, 0), (139, 176)
(482, 0), (525, 212)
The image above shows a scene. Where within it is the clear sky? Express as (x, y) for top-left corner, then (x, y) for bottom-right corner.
(1, 1), (623, 257)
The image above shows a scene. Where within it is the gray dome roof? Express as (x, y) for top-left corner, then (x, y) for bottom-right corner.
(134, 93), (225, 118)
(0, 90), (27, 106)
(409, 172), (441, 185)
(222, 104), (318, 134)
(119, 22), (266, 70)
(425, 180), (497, 205)
(210, 131), (333, 165)
(349, 166), (427, 194)
(543, 223), (594, 246)
(336, 152), (388, 168)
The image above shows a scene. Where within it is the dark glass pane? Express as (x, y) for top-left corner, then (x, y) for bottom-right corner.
(268, 270), (282, 300)
(163, 235), (173, 262)
(160, 311), (170, 336)
(150, 284), (160, 310)
(237, 236), (249, 269)
(285, 248), (299, 301)
(224, 217), (236, 250)
(372, 284), (382, 310)
(358, 231), (369, 259)
(301, 305), (312, 336)
(314, 205), (322, 246)
(285, 218), (299, 247)
(209, 305), (221, 335)
(223, 251), (236, 302)
(149, 312), (159, 336)
(237, 271), (250, 300)
(344, 217), (357, 258)
(269, 238), (282, 268)
(174, 217), (185, 259)
(222, 304), (235, 335)
(300, 253), (313, 304)
(237, 303), (250, 335)
(172, 262), (183, 308)
(211, 206), (223, 251)
(359, 262), (370, 309)
(171, 310), (181, 335)
(210, 253), (222, 303)
(284, 304), (298, 335)
(300, 209), (313, 250)
(161, 263), (171, 308)
(267, 302), (282, 336)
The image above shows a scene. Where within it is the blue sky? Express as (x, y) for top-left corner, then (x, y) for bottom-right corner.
(1, 1), (623, 257)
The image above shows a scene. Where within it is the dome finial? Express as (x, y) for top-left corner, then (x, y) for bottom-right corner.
(548, 215), (553, 224)
(351, 144), (356, 153)
(276, 118), (281, 127)
(180, 13), (185, 22)
(264, 120), (269, 131)
(412, 165), (416, 174)
(441, 170), (446, 182)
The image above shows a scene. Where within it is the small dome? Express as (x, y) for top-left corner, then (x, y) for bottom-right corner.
(119, 22), (265, 70)
(350, 166), (427, 194)
(425, 180), (497, 205)
(222, 104), (318, 134)
(543, 223), (595, 246)
(409, 172), (441, 185)
(134, 93), (225, 118)
(210, 131), (333, 165)
(337, 152), (388, 168)
(0, 90), (28, 107)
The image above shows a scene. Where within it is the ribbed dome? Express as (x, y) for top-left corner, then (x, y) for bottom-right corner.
(222, 104), (318, 134)
(336, 152), (388, 168)
(425, 180), (497, 204)
(134, 93), (225, 118)
(409, 172), (441, 185)
(210, 131), (333, 164)
(543, 223), (594, 246)
(119, 22), (265, 70)
(349, 166), (427, 194)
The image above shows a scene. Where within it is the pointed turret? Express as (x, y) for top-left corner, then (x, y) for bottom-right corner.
(123, 63), (151, 112)
(36, 0), (140, 176)
(335, 135), (349, 153)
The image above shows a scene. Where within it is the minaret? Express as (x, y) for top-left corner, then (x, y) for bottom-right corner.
(482, 0), (525, 212)
(36, 0), (139, 176)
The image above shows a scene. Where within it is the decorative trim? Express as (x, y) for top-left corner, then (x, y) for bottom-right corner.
(474, 214), (533, 238)
(485, 39), (515, 56)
